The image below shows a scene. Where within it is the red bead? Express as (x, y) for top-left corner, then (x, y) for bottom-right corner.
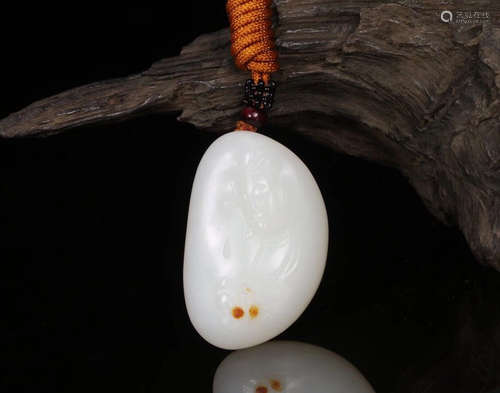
(240, 106), (267, 128)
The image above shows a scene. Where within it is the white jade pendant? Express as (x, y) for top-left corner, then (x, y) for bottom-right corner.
(213, 341), (376, 393)
(183, 131), (328, 349)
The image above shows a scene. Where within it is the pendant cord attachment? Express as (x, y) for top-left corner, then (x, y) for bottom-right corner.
(226, 0), (280, 132)
(226, 0), (280, 85)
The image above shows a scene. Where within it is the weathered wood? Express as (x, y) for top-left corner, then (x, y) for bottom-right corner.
(1, 1), (499, 272)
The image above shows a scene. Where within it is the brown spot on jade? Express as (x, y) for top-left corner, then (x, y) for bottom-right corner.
(232, 306), (245, 319)
(270, 379), (282, 391)
(249, 305), (259, 319)
(256, 387), (268, 393)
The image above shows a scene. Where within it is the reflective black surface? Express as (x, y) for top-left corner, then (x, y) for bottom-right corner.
(2, 5), (499, 393)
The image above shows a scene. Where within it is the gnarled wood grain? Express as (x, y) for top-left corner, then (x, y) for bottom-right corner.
(1, 1), (499, 274)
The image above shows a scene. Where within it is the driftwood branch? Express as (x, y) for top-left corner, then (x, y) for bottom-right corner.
(1, 1), (500, 272)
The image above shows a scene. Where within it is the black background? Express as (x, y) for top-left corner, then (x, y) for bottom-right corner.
(1, 4), (498, 393)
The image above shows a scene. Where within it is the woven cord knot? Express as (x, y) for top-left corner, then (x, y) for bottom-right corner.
(226, 0), (279, 85)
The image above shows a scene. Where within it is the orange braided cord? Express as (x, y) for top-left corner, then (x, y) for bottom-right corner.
(235, 120), (258, 132)
(226, 0), (279, 85)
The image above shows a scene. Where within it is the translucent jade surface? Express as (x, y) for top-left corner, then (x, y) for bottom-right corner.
(183, 131), (329, 349)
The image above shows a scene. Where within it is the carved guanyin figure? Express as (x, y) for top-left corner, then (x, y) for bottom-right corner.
(183, 131), (328, 349)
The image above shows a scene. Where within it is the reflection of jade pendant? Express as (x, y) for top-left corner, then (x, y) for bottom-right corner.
(213, 341), (375, 392)
(183, 131), (329, 349)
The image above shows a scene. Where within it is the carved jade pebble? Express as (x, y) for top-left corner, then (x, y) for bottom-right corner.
(183, 131), (329, 349)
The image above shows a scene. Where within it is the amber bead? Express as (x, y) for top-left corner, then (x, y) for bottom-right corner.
(240, 106), (268, 128)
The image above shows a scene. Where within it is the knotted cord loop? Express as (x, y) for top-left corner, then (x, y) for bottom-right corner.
(226, 0), (280, 85)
